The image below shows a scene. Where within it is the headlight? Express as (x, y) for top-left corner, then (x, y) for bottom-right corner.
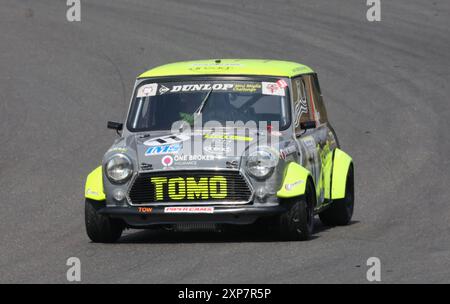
(105, 154), (133, 184)
(246, 148), (278, 179)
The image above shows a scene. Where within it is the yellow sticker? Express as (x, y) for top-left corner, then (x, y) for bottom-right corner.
(204, 134), (253, 142)
(150, 176), (228, 200)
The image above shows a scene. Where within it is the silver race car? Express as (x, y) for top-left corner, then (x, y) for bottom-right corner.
(84, 59), (354, 243)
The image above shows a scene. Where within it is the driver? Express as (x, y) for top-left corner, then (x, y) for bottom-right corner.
(202, 93), (236, 125)
(176, 92), (204, 125)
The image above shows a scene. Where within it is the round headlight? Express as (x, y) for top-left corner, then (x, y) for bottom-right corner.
(246, 148), (278, 179)
(105, 154), (133, 184)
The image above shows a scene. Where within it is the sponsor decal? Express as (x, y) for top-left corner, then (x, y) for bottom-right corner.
(170, 83), (234, 93)
(161, 155), (174, 167)
(137, 83), (158, 97)
(144, 134), (190, 147)
(164, 207), (214, 214)
(204, 134), (253, 142)
(294, 98), (308, 127)
(174, 155), (217, 166)
(145, 144), (181, 156)
(137, 81), (269, 96)
(159, 85), (170, 95)
(284, 180), (305, 191)
(174, 155), (217, 162)
(303, 137), (316, 149)
(276, 79), (288, 88)
(161, 154), (218, 168)
(204, 139), (232, 154)
(137, 207), (153, 214)
(86, 188), (100, 196)
(232, 83), (262, 93)
(293, 79), (308, 127)
(140, 163), (153, 171)
(135, 81), (292, 98)
(151, 176), (228, 201)
(189, 65), (238, 73)
(262, 82), (286, 96)
(191, 63), (241, 67)
(226, 160), (239, 169)
(285, 180), (304, 191)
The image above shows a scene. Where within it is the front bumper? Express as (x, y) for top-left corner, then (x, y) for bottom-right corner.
(98, 205), (286, 227)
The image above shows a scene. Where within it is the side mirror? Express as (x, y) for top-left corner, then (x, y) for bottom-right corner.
(300, 121), (316, 130)
(107, 121), (123, 133)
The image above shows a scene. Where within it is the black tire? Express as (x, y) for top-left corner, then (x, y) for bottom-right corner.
(319, 165), (354, 226)
(85, 199), (124, 243)
(278, 180), (315, 241)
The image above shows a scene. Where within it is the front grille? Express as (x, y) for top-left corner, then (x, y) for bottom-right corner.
(174, 223), (219, 232)
(129, 170), (252, 205)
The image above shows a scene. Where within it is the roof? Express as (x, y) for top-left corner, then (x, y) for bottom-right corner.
(138, 59), (314, 79)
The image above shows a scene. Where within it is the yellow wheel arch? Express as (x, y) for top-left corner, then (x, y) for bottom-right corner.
(277, 162), (314, 199)
(331, 148), (353, 199)
(85, 166), (106, 201)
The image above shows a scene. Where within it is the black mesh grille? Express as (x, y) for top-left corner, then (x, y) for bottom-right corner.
(129, 171), (252, 205)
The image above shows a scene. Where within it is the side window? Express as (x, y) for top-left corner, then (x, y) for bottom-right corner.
(312, 74), (328, 124)
(300, 74), (328, 126)
(292, 77), (313, 133)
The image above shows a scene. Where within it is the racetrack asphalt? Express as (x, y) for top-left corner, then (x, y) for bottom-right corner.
(0, 0), (449, 283)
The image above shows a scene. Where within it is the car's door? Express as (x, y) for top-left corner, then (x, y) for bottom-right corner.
(292, 75), (332, 207)
(306, 74), (337, 204)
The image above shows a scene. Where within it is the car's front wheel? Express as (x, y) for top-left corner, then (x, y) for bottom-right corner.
(278, 180), (315, 241)
(85, 199), (124, 243)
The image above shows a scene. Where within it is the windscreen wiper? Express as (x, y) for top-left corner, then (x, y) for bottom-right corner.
(194, 88), (213, 114)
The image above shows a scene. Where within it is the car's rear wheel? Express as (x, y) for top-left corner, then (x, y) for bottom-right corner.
(278, 180), (315, 241)
(319, 165), (354, 226)
(85, 199), (124, 243)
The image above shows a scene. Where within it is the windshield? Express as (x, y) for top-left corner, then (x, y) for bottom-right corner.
(127, 79), (291, 132)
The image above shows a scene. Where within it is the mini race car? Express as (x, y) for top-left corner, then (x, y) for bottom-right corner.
(84, 59), (354, 243)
